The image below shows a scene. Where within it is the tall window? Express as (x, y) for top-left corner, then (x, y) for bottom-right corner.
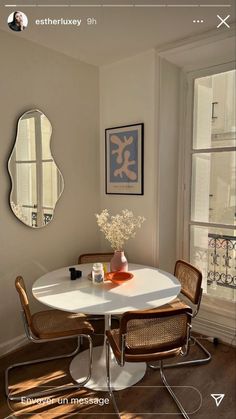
(190, 69), (236, 301)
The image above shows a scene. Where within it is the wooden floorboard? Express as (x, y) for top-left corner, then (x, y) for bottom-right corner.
(0, 321), (235, 419)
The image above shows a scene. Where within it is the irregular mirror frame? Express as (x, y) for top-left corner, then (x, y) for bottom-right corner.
(8, 109), (64, 228)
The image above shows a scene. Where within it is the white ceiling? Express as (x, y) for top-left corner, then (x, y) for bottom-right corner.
(0, 0), (235, 65)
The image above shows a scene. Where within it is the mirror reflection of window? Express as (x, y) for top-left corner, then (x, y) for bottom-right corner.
(9, 110), (64, 228)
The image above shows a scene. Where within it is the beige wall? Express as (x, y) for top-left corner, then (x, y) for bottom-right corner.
(0, 34), (181, 355)
(158, 58), (180, 271)
(99, 52), (180, 271)
(0, 30), (100, 354)
(99, 50), (158, 266)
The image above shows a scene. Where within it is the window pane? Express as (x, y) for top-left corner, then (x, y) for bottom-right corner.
(23, 207), (35, 227)
(41, 114), (52, 160)
(15, 163), (37, 206)
(191, 152), (236, 225)
(42, 209), (53, 225)
(42, 162), (58, 207)
(190, 225), (236, 301)
(16, 117), (36, 160)
(193, 70), (236, 149)
(10, 203), (35, 227)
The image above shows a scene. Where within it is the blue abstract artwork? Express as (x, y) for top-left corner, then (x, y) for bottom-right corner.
(106, 123), (143, 195)
(109, 129), (138, 183)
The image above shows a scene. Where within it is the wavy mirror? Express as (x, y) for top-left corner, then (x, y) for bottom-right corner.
(8, 109), (64, 228)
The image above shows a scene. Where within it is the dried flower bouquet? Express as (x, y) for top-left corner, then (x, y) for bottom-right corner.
(95, 209), (145, 251)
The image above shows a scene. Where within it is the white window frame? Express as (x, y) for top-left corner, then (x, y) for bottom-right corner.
(177, 62), (236, 344)
(158, 27), (236, 344)
(180, 61), (236, 261)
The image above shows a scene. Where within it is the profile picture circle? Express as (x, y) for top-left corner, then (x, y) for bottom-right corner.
(8, 11), (28, 32)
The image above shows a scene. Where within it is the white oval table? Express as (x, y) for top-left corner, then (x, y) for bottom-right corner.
(32, 263), (180, 391)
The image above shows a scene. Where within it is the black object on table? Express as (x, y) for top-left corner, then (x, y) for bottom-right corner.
(69, 267), (82, 280)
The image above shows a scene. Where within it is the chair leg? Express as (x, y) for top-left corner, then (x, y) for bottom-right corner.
(105, 338), (121, 418)
(148, 336), (211, 370)
(160, 360), (190, 419)
(6, 335), (93, 401)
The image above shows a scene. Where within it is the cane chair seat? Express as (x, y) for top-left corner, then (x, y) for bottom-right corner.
(31, 310), (94, 339)
(147, 298), (190, 313)
(6, 276), (94, 401)
(15, 276), (94, 339)
(78, 252), (113, 264)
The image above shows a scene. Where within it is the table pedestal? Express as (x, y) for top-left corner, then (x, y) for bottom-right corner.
(69, 314), (146, 391)
(70, 345), (146, 391)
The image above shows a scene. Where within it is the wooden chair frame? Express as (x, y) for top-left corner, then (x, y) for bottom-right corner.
(78, 252), (113, 264)
(150, 260), (211, 370)
(105, 307), (192, 419)
(5, 277), (93, 401)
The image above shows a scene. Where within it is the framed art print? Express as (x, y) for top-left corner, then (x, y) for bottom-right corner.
(105, 123), (144, 195)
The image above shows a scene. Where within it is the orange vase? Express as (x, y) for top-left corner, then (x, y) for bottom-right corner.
(110, 251), (128, 272)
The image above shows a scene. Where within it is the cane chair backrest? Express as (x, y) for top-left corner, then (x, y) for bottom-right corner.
(119, 307), (192, 355)
(15, 276), (33, 329)
(174, 260), (202, 305)
(78, 252), (113, 264)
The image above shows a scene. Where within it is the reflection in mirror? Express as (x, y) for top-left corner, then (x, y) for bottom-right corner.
(8, 109), (64, 228)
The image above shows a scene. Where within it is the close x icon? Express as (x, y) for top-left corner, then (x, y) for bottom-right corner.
(217, 15), (230, 28)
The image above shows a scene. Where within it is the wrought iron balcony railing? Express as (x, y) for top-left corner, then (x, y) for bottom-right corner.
(32, 212), (53, 227)
(207, 233), (236, 289)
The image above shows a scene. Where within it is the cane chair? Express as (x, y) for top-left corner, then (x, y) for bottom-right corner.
(6, 276), (94, 401)
(150, 260), (211, 370)
(106, 306), (192, 419)
(78, 252), (113, 264)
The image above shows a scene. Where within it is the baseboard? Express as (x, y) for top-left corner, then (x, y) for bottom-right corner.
(0, 334), (28, 358)
(192, 315), (236, 346)
(190, 293), (236, 347)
